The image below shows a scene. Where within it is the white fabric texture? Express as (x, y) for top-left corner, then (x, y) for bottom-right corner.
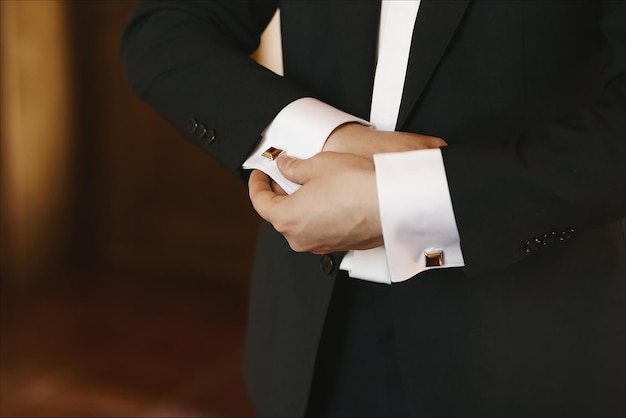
(374, 149), (465, 282)
(242, 98), (368, 194)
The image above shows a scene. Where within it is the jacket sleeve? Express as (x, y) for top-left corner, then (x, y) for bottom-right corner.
(441, 0), (625, 277)
(120, 0), (310, 177)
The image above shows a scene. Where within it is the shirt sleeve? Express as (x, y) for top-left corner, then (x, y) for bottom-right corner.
(374, 148), (465, 282)
(242, 97), (369, 194)
(243, 97), (466, 283)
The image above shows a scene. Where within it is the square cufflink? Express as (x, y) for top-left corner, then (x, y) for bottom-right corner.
(424, 249), (444, 267)
(261, 146), (285, 160)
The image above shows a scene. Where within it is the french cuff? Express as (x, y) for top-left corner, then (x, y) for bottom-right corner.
(242, 97), (369, 194)
(373, 148), (465, 283)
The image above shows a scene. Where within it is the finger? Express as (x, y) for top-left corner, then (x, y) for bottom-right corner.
(248, 170), (286, 221)
(276, 155), (314, 185)
(271, 180), (288, 195)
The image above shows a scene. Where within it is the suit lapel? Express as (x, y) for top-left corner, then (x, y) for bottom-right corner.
(330, 1), (380, 119)
(327, 0), (470, 124)
(397, 0), (470, 129)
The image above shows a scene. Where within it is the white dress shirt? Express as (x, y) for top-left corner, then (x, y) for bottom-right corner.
(243, 0), (464, 283)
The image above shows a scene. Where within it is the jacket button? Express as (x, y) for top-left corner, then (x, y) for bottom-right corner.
(542, 231), (558, 246)
(559, 228), (575, 241)
(188, 118), (199, 134)
(196, 124), (207, 138)
(524, 238), (542, 254)
(320, 254), (335, 275)
(203, 128), (216, 144)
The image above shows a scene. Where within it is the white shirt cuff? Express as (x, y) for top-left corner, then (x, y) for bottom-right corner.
(374, 148), (465, 282)
(242, 97), (369, 194)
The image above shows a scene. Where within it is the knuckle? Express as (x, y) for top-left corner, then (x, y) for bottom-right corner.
(273, 220), (289, 235)
(288, 242), (304, 253)
(287, 238), (308, 253)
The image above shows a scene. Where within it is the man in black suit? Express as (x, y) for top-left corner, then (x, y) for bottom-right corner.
(121, 1), (625, 416)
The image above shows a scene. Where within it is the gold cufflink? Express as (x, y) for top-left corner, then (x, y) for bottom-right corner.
(424, 249), (444, 267)
(261, 146), (284, 160)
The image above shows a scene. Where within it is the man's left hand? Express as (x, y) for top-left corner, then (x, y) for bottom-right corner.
(248, 152), (383, 254)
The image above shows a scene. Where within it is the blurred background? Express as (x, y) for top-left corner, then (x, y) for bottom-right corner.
(1, 1), (282, 416)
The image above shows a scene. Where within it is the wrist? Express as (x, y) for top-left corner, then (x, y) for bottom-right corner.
(323, 122), (374, 153)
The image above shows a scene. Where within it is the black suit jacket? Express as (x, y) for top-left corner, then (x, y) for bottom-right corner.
(121, 1), (625, 416)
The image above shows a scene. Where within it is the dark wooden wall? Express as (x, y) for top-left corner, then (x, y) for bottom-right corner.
(1, 2), (272, 414)
(2, 0), (261, 287)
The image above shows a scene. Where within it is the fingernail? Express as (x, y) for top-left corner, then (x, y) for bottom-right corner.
(277, 155), (296, 168)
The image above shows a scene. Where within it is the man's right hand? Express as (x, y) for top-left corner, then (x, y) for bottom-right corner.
(323, 122), (447, 158)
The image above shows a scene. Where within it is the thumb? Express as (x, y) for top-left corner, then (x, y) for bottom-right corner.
(276, 155), (313, 185)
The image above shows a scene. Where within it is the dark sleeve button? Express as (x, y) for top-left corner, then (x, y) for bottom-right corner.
(188, 118), (199, 134)
(559, 228), (575, 241)
(203, 128), (216, 144)
(542, 231), (558, 246)
(526, 227), (576, 254)
(196, 124), (207, 138)
(524, 238), (542, 254)
(320, 254), (335, 275)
